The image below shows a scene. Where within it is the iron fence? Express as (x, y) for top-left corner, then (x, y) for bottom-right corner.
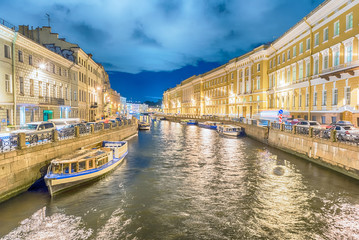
(104, 123), (111, 129)
(312, 128), (330, 139)
(79, 125), (91, 135)
(58, 127), (75, 140)
(94, 123), (103, 132)
(25, 130), (53, 146)
(336, 132), (359, 144)
(284, 124), (293, 132)
(0, 134), (18, 153)
(296, 126), (309, 135)
(111, 121), (117, 128)
(272, 123), (281, 130)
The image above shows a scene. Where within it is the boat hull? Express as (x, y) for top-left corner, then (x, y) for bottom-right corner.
(45, 150), (128, 196)
(198, 123), (217, 130)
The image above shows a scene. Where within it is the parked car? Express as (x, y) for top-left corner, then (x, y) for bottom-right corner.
(11, 122), (56, 143)
(49, 118), (81, 130)
(296, 121), (323, 128)
(329, 125), (359, 141)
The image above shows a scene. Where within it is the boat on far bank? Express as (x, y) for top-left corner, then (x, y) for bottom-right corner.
(217, 125), (245, 137)
(44, 141), (128, 196)
(198, 121), (222, 130)
(138, 122), (151, 130)
(180, 119), (198, 125)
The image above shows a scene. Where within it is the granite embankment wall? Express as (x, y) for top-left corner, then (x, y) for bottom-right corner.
(162, 116), (359, 180)
(0, 123), (138, 203)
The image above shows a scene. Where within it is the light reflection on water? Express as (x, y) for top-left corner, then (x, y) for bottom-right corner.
(1, 121), (359, 239)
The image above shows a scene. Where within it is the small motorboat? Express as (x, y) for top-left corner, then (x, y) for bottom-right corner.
(198, 121), (222, 130)
(180, 119), (198, 125)
(44, 141), (128, 196)
(217, 125), (245, 137)
(138, 122), (151, 130)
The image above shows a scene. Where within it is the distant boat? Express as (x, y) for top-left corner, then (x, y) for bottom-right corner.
(217, 125), (245, 137)
(198, 121), (222, 130)
(138, 122), (151, 130)
(180, 119), (198, 125)
(44, 141), (128, 196)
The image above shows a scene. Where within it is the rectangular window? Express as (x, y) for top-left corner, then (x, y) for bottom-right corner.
(19, 77), (24, 94)
(306, 38), (310, 50)
(30, 79), (34, 96)
(287, 50), (291, 59)
(321, 116), (326, 124)
(322, 90), (327, 106)
(293, 95), (296, 107)
(257, 64), (260, 72)
(256, 78), (260, 90)
(346, 13), (353, 30)
(323, 55), (329, 69)
(333, 89), (338, 105)
(59, 67), (62, 76)
(287, 69), (290, 82)
(278, 56), (281, 65)
(282, 53), (285, 62)
(292, 66), (296, 82)
(314, 33), (319, 46)
(323, 27), (329, 42)
(334, 51), (340, 66)
(334, 21), (340, 37)
(299, 94), (302, 107)
(53, 64), (56, 73)
(46, 83), (50, 97)
(39, 81), (43, 97)
(4, 45), (11, 58)
(306, 61), (310, 77)
(345, 87), (351, 105)
(306, 92), (309, 107)
(29, 55), (33, 65)
(269, 60), (272, 69)
(5, 74), (12, 93)
(314, 92), (317, 106)
(299, 63), (303, 79)
(299, 42), (303, 54)
(345, 45), (353, 63)
(18, 50), (23, 62)
(293, 46), (297, 57)
(314, 59), (319, 75)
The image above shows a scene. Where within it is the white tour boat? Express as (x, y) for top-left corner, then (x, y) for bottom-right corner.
(217, 125), (245, 137)
(138, 122), (151, 130)
(44, 141), (128, 196)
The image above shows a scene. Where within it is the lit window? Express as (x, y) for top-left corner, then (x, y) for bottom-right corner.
(314, 33), (319, 46)
(346, 13), (353, 30)
(322, 90), (327, 106)
(287, 50), (291, 59)
(299, 42), (303, 54)
(332, 89), (338, 105)
(306, 38), (310, 50)
(5, 74), (12, 93)
(334, 21), (340, 37)
(345, 87), (351, 105)
(323, 28), (328, 42)
(345, 44), (353, 63)
(293, 46), (297, 57)
(314, 59), (319, 75)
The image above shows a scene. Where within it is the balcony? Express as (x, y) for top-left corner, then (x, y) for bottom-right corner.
(39, 97), (65, 105)
(320, 60), (359, 80)
(90, 102), (98, 108)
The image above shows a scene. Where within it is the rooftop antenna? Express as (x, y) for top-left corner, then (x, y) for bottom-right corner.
(45, 13), (50, 27)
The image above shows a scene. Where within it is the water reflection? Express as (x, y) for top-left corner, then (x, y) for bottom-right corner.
(1, 121), (359, 239)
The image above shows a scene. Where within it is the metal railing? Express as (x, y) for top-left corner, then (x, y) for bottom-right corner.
(25, 130), (53, 146)
(0, 135), (18, 153)
(283, 124), (293, 132)
(272, 123), (281, 130)
(0, 118), (136, 153)
(296, 126), (309, 135)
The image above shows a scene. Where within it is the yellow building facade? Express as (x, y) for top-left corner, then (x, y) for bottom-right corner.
(163, 0), (359, 126)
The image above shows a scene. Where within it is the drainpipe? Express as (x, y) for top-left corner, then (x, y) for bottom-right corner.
(68, 62), (76, 117)
(304, 17), (313, 121)
(12, 32), (18, 126)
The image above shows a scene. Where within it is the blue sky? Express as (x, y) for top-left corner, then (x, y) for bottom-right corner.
(0, 0), (323, 102)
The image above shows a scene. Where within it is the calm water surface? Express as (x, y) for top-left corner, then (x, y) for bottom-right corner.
(1, 121), (359, 239)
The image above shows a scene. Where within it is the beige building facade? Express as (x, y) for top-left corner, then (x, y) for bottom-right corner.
(163, 0), (359, 126)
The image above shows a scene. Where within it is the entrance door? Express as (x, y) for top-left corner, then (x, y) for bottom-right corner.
(43, 110), (53, 121)
(20, 106), (26, 125)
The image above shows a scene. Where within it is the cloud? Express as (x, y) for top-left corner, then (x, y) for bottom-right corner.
(0, 0), (323, 74)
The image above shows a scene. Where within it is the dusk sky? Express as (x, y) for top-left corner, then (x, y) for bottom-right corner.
(0, 0), (323, 102)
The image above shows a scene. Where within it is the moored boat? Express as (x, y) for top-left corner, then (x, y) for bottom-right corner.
(44, 141), (128, 196)
(217, 125), (245, 137)
(180, 119), (198, 125)
(198, 121), (222, 130)
(138, 122), (151, 130)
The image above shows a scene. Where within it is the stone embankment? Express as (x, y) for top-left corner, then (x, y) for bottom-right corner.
(0, 121), (138, 203)
(161, 115), (359, 181)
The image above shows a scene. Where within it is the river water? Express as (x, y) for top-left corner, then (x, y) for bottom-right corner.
(0, 121), (359, 239)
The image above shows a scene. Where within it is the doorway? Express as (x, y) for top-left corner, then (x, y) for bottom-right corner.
(43, 110), (53, 121)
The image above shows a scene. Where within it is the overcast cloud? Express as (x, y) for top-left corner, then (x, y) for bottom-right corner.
(0, 0), (323, 74)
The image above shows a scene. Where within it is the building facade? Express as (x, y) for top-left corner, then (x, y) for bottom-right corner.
(0, 21), (122, 130)
(163, 0), (359, 126)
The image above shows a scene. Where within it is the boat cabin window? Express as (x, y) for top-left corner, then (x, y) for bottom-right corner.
(88, 159), (94, 169)
(71, 162), (77, 173)
(63, 163), (70, 174)
(78, 161), (86, 172)
(52, 163), (61, 174)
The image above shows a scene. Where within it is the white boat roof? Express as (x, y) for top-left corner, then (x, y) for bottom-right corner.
(51, 148), (111, 164)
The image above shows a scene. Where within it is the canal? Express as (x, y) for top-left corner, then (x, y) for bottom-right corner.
(1, 121), (359, 239)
